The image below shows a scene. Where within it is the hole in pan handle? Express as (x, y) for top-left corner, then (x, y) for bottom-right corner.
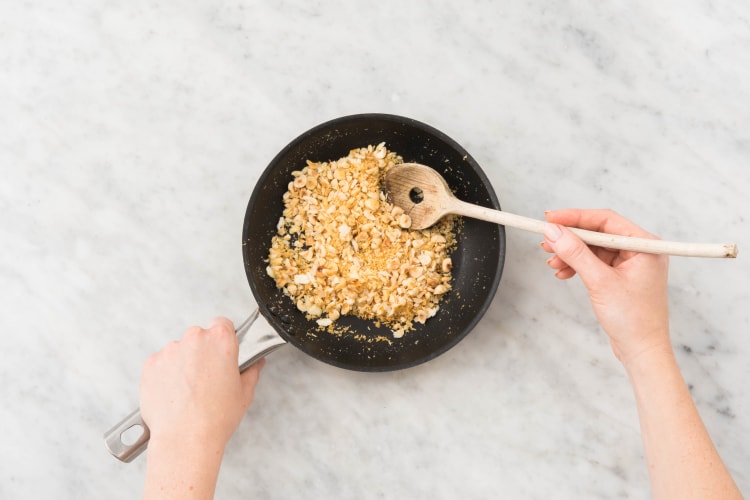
(103, 309), (287, 463)
(103, 409), (149, 463)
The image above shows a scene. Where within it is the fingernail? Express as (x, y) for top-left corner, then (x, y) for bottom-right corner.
(544, 223), (562, 242)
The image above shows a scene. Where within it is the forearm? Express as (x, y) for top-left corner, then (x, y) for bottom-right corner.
(143, 436), (225, 500)
(624, 344), (742, 499)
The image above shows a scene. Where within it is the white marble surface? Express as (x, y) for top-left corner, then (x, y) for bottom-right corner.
(1, 0), (748, 498)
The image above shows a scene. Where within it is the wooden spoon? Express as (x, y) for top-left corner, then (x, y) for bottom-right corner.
(385, 163), (738, 258)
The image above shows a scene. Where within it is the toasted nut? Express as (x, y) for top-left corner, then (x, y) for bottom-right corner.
(294, 274), (311, 285)
(441, 257), (453, 273)
(418, 251), (432, 266)
(268, 145), (457, 337)
(307, 305), (323, 317)
(364, 197), (379, 211)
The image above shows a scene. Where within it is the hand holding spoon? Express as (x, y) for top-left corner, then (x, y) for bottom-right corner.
(385, 163), (738, 258)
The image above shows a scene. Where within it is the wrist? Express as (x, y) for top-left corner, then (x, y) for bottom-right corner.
(144, 435), (226, 499)
(610, 323), (672, 367)
(620, 341), (676, 379)
(148, 430), (228, 459)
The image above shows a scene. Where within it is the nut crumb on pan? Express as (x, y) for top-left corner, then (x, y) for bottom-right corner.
(267, 143), (456, 338)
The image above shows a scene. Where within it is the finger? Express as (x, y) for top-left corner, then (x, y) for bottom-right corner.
(549, 242), (619, 267)
(546, 255), (567, 270)
(592, 246), (621, 267)
(545, 209), (657, 239)
(239, 358), (266, 406)
(543, 223), (611, 288)
(142, 346), (168, 373)
(546, 255), (576, 278)
(242, 358), (266, 382)
(204, 317), (241, 361)
(182, 325), (204, 341)
(208, 316), (235, 337)
(554, 267), (577, 280)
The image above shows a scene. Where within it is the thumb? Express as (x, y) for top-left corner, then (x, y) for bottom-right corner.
(544, 223), (609, 288)
(239, 358), (266, 406)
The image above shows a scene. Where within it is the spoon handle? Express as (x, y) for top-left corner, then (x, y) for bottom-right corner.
(451, 199), (737, 258)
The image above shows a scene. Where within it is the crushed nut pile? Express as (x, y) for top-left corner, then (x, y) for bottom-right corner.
(266, 143), (456, 338)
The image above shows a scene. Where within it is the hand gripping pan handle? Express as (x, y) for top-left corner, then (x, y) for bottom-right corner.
(103, 310), (286, 463)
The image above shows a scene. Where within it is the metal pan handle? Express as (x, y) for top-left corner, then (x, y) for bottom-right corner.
(103, 309), (287, 463)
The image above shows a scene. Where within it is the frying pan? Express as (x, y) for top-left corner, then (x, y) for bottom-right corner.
(245, 113), (505, 368)
(104, 113), (506, 461)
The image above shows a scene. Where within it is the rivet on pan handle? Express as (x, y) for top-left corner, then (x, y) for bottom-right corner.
(103, 309), (287, 463)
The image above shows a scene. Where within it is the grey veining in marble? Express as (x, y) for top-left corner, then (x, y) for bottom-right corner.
(1, 1), (748, 498)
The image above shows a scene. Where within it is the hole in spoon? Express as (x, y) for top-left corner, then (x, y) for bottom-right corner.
(409, 187), (424, 204)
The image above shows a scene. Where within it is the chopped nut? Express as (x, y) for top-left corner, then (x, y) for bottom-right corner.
(267, 145), (457, 337)
(397, 214), (412, 229)
(307, 305), (323, 317)
(364, 197), (379, 211)
(441, 257), (453, 273)
(418, 251), (432, 266)
(294, 274), (311, 285)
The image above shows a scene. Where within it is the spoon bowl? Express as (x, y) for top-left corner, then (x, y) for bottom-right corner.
(385, 163), (454, 230)
(385, 163), (737, 258)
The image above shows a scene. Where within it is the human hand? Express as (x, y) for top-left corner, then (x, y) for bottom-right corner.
(541, 210), (743, 499)
(140, 317), (265, 450)
(541, 209), (671, 364)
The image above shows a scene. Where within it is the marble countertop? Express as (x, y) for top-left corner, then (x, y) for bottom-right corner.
(2, 1), (748, 498)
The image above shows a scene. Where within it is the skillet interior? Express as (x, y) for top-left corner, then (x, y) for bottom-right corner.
(242, 114), (505, 371)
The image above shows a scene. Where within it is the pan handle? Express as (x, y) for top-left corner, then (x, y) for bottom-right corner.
(236, 309), (287, 371)
(103, 309), (287, 463)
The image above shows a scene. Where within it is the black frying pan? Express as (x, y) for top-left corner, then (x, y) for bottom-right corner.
(242, 113), (505, 371)
(104, 113), (505, 462)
